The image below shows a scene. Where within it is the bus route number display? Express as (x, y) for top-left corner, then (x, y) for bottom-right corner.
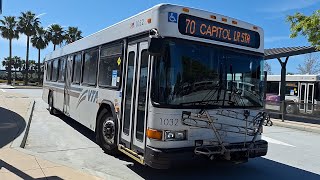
(178, 14), (260, 48)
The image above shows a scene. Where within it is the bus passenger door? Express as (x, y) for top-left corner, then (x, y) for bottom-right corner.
(299, 83), (307, 112)
(121, 42), (150, 153)
(63, 56), (72, 115)
(306, 83), (314, 113)
(299, 83), (315, 113)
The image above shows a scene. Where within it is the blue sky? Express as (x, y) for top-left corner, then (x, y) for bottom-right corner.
(0, 0), (319, 74)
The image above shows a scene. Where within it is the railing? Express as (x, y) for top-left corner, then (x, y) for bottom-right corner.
(265, 100), (320, 123)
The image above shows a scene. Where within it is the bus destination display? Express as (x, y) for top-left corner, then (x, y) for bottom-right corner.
(178, 14), (260, 48)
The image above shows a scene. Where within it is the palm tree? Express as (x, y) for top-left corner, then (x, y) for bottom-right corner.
(12, 56), (22, 81)
(18, 11), (40, 85)
(31, 26), (49, 84)
(48, 24), (64, 50)
(65, 26), (82, 44)
(0, 16), (19, 84)
(2, 57), (12, 70)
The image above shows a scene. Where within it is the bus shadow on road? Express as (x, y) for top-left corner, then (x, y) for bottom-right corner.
(126, 157), (320, 180)
(0, 107), (26, 148)
(53, 112), (133, 162)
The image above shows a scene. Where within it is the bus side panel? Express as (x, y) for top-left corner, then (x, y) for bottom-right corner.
(77, 86), (100, 130)
(53, 83), (65, 112)
(67, 84), (82, 124)
(42, 86), (50, 104)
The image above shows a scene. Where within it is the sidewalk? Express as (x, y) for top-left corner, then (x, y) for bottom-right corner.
(271, 118), (320, 134)
(0, 84), (15, 89)
(0, 91), (103, 180)
(0, 83), (42, 89)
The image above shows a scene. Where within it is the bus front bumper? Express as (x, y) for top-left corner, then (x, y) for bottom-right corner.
(145, 140), (268, 169)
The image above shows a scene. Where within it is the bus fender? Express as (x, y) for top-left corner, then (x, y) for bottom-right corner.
(96, 100), (119, 132)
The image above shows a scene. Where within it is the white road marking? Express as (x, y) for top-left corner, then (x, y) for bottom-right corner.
(262, 136), (296, 147)
(0, 89), (6, 92)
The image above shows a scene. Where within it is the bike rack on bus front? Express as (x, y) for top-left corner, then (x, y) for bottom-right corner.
(181, 110), (268, 160)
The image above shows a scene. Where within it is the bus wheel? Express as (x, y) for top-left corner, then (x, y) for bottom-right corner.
(48, 92), (55, 115)
(97, 108), (119, 155)
(286, 103), (297, 114)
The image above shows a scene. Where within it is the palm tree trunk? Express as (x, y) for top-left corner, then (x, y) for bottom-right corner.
(37, 48), (41, 85)
(25, 36), (30, 85)
(8, 39), (12, 85)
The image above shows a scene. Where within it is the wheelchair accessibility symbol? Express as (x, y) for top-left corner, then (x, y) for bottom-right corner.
(168, 12), (178, 23)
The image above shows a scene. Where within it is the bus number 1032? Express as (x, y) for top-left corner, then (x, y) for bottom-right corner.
(185, 19), (196, 34)
(160, 118), (179, 126)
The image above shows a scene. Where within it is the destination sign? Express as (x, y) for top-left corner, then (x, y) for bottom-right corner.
(178, 14), (260, 48)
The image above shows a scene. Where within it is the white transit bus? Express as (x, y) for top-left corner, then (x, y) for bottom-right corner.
(42, 4), (267, 169)
(266, 75), (320, 114)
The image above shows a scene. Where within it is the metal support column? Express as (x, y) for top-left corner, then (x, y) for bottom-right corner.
(277, 56), (289, 121)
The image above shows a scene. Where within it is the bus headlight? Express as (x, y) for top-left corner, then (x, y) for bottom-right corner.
(164, 130), (187, 141)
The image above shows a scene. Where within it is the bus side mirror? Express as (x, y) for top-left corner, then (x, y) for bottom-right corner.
(148, 38), (165, 56)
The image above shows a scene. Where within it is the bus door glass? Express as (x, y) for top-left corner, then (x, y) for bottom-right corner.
(121, 42), (149, 152)
(63, 55), (73, 115)
(307, 83), (314, 112)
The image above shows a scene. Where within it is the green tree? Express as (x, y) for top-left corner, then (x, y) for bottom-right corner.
(18, 11), (40, 85)
(48, 24), (65, 50)
(2, 57), (13, 70)
(0, 16), (19, 84)
(65, 26), (82, 44)
(12, 56), (22, 81)
(297, 53), (320, 74)
(264, 62), (272, 75)
(287, 10), (320, 49)
(31, 26), (49, 84)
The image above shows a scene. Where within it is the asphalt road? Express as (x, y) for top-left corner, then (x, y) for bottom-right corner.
(4, 88), (320, 180)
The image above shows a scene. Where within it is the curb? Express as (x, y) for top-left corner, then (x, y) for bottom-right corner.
(272, 120), (320, 134)
(13, 86), (43, 89)
(11, 100), (35, 148)
(20, 100), (35, 148)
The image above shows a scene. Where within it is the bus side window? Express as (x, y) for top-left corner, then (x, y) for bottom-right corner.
(72, 54), (82, 84)
(52, 59), (59, 82)
(315, 82), (320, 101)
(46, 61), (52, 81)
(99, 43), (123, 87)
(58, 57), (66, 82)
(82, 49), (99, 86)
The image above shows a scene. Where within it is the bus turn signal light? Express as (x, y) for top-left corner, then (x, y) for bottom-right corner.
(147, 128), (162, 140)
(182, 8), (190, 13)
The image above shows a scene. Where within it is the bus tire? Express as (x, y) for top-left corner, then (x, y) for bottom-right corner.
(48, 91), (56, 115)
(286, 103), (297, 114)
(96, 108), (119, 155)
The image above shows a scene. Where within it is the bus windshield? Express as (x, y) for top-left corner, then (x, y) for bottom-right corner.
(152, 39), (264, 108)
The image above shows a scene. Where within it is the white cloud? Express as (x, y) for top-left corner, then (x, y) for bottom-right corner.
(36, 13), (47, 19)
(265, 36), (291, 43)
(259, 0), (320, 13)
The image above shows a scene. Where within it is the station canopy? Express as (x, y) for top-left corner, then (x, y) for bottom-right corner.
(264, 46), (317, 60)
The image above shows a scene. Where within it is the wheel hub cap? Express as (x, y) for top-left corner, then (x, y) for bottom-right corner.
(102, 119), (115, 144)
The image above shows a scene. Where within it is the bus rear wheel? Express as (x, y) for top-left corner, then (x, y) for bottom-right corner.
(97, 108), (119, 155)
